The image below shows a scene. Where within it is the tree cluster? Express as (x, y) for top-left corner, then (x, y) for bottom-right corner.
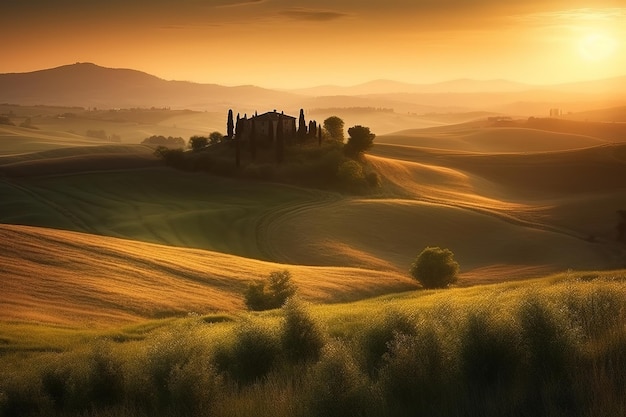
(142, 135), (185, 148)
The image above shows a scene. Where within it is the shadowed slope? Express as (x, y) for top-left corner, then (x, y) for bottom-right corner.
(0, 224), (416, 327)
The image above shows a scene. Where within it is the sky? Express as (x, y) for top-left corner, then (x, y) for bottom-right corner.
(2, 0), (625, 88)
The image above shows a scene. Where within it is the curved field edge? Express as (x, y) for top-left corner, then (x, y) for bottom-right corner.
(0, 224), (417, 327)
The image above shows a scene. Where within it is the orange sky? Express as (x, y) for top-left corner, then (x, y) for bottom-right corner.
(2, 1), (625, 88)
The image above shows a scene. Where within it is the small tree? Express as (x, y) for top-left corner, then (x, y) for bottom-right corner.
(409, 247), (459, 289)
(345, 125), (375, 158)
(189, 136), (209, 151)
(244, 270), (296, 311)
(323, 116), (345, 142)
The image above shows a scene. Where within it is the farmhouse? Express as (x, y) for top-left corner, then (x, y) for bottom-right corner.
(243, 110), (297, 142)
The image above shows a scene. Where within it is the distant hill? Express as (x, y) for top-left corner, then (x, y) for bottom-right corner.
(0, 63), (300, 111)
(291, 78), (533, 96)
(1, 63), (625, 119)
(563, 105), (626, 123)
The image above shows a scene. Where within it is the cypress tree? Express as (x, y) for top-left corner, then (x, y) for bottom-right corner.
(235, 116), (242, 167)
(268, 116), (275, 144)
(250, 118), (257, 161)
(276, 113), (284, 164)
(298, 108), (307, 140)
(227, 109), (234, 139)
(318, 124), (322, 147)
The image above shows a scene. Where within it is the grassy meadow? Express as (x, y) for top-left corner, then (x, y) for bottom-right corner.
(1, 270), (625, 417)
(1, 111), (626, 416)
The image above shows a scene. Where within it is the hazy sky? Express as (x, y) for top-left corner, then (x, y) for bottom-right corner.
(2, 0), (625, 88)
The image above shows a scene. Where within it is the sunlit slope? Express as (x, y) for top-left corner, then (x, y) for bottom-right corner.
(0, 223), (415, 327)
(0, 125), (111, 155)
(377, 125), (607, 153)
(371, 142), (626, 236)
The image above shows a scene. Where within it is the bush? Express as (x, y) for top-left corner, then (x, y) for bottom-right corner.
(244, 270), (297, 311)
(281, 298), (325, 363)
(360, 310), (417, 375)
(154, 146), (186, 169)
(337, 159), (365, 190)
(167, 356), (222, 416)
(410, 246), (460, 289)
(308, 341), (371, 417)
(460, 309), (524, 413)
(215, 321), (281, 384)
(377, 327), (452, 414)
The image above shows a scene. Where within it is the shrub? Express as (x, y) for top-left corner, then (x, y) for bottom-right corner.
(308, 341), (371, 417)
(459, 309), (524, 413)
(167, 356), (222, 416)
(154, 146), (186, 169)
(377, 327), (452, 414)
(337, 159), (365, 190)
(517, 296), (579, 414)
(366, 171), (381, 187)
(215, 321), (281, 384)
(244, 270), (297, 311)
(360, 310), (417, 375)
(281, 298), (325, 363)
(409, 246), (460, 289)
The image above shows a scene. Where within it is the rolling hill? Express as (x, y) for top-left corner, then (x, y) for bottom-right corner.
(0, 63), (300, 111)
(0, 223), (415, 327)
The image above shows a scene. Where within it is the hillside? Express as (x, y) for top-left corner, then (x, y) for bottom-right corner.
(0, 223), (415, 327)
(0, 63), (300, 111)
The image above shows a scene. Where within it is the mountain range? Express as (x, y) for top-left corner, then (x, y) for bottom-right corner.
(1, 63), (625, 115)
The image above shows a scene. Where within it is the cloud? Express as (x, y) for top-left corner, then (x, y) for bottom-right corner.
(516, 7), (626, 23)
(279, 8), (350, 22)
(213, 0), (266, 8)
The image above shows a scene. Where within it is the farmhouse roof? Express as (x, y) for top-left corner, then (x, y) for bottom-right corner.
(251, 110), (296, 121)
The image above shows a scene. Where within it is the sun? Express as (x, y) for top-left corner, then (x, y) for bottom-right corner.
(578, 33), (618, 61)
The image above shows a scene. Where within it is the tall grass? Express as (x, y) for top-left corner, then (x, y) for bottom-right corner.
(1, 271), (625, 417)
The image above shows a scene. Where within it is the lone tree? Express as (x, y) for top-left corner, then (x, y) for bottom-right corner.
(244, 270), (297, 311)
(345, 125), (375, 158)
(323, 116), (345, 142)
(409, 246), (460, 289)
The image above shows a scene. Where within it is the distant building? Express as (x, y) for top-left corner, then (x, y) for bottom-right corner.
(549, 108), (562, 117)
(241, 110), (297, 143)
